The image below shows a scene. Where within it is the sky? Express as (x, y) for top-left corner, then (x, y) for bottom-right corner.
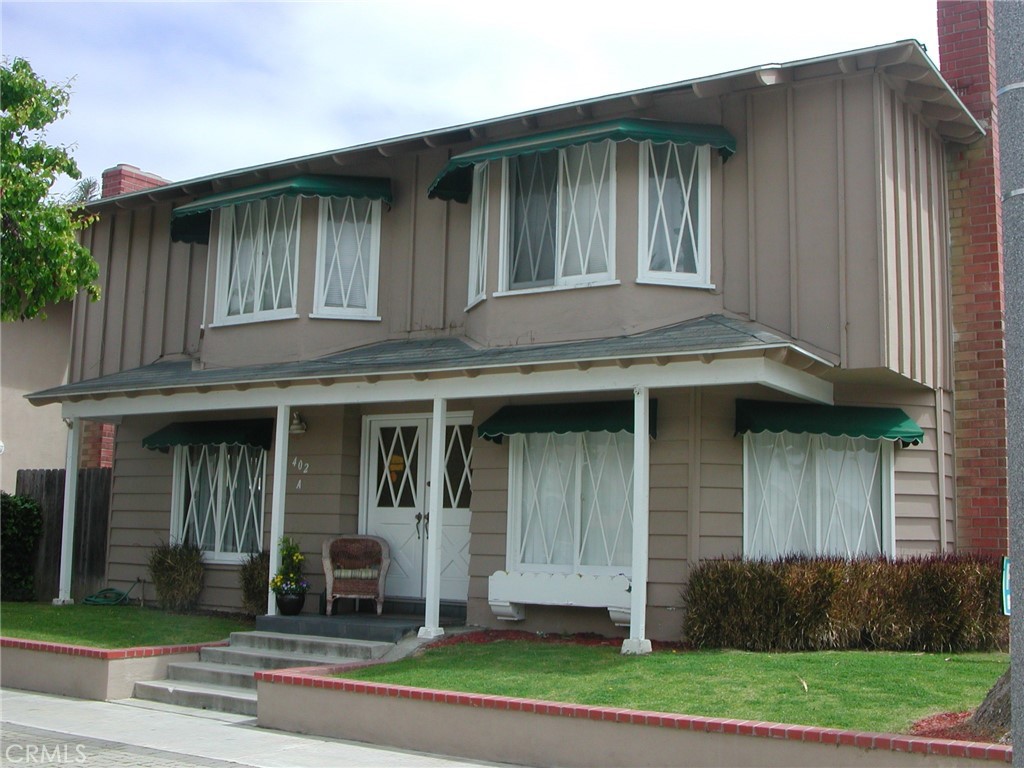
(2, 1), (943, 197)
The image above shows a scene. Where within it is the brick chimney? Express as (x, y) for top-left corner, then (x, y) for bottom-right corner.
(100, 163), (168, 198)
(938, 0), (1008, 556)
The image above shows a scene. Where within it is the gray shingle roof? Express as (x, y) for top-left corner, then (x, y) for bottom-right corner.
(29, 315), (819, 404)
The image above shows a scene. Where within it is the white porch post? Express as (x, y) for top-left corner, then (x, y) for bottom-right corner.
(622, 386), (652, 654)
(54, 418), (82, 605)
(267, 405), (291, 616)
(419, 397), (447, 639)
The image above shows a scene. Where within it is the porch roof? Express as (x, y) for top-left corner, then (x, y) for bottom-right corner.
(28, 314), (832, 407)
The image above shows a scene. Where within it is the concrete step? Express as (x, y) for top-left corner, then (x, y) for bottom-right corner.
(133, 679), (257, 716)
(255, 613), (422, 643)
(165, 660), (258, 690)
(228, 631), (392, 660)
(199, 644), (353, 670)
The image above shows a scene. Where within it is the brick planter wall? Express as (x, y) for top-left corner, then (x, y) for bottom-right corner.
(939, 0), (1009, 556)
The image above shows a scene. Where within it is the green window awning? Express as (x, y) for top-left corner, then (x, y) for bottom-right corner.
(143, 419), (275, 452)
(734, 400), (924, 446)
(169, 174), (393, 244)
(428, 119), (737, 203)
(477, 400), (658, 444)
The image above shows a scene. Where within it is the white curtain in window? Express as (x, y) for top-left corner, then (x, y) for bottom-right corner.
(468, 164), (489, 304)
(177, 444), (265, 557)
(745, 432), (883, 559)
(319, 196), (374, 311)
(223, 197), (299, 317)
(559, 142), (612, 280)
(578, 432), (633, 567)
(509, 153), (558, 288)
(518, 433), (576, 566)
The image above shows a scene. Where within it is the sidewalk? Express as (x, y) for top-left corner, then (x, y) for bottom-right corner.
(0, 688), (511, 768)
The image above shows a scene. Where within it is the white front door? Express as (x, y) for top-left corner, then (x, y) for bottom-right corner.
(362, 415), (473, 601)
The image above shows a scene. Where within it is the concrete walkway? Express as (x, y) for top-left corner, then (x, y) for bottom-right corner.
(0, 688), (516, 767)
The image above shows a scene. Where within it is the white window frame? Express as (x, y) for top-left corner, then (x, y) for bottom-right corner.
(170, 443), (267, 565)
(213, 196), (301, 326)
(466, 163), (489, 310)
(506, 431), (633, 577)
(497, 142), (617, 295)
(312, 196), (382, 320)
(637, 141), (713, 289)
(742, 432), (895, 559)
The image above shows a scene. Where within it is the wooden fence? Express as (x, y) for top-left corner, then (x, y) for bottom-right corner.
(15, 468), (111, 601)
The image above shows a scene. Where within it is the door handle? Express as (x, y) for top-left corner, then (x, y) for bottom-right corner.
(414, 513), (423, 540)
(424, 513), (430, 539)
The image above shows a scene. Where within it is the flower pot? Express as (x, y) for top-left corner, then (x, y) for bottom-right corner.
(275, 592), (306, 616)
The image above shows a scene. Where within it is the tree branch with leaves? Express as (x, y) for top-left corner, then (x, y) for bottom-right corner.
(1, 57), (99, 322)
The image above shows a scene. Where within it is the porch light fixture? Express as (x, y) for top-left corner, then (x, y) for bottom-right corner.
(289, 412), (307, 435)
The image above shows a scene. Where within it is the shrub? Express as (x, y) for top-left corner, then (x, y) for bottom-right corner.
(0, 492), (44, 601)
(148, 541), (204, 612)
(239, 550), (270, 617)
(683, 554), (1007, 652)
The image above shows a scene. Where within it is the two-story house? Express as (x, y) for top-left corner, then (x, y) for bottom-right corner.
(31, 40), (985, 651)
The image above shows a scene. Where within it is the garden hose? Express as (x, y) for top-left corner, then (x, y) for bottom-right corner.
(83, 580), (138, 606)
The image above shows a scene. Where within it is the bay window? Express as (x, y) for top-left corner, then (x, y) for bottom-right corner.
(501, 140), (615, 292)
(314, 195), (381, 319)
(638, 141), (711, 287)
(215, 196), (300, 324)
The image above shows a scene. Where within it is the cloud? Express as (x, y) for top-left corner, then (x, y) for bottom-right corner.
(1, 0), (940, 194)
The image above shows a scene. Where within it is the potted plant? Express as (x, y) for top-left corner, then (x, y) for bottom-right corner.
(270, 536), (309, 616)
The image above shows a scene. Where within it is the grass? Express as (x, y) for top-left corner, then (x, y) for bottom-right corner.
(0, 602), (252, 649)
(342, 639), (1009, 734)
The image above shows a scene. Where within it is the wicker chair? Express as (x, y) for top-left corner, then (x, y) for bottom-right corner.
(322, 535), (390, 616)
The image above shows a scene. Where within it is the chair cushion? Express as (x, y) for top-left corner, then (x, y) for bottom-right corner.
(333, 567), (380, 579)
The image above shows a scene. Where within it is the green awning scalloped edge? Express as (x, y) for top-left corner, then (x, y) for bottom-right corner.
(429, 119), (737, 203)
(477, 400), (658, 444)
(734, 399), (924, 446)
(142, 419), (275, 453)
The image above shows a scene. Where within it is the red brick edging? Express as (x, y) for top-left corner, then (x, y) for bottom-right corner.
(256, 667), (1012, 763)
(0, 637), (227, 660)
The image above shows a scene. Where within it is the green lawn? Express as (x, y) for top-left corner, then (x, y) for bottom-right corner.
(342, 639), (1008, 734)
(0, 602), (252, 648)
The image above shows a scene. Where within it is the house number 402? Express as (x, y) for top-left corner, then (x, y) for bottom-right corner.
(292, 456), (310, 490)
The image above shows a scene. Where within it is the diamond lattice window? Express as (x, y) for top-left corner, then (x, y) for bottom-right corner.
(315, 196), (381, 318)
(744, 432), (890, 559)
(638, 141), (710, 287)
(173, 444), (266, 561)
(504, 141), (614, 291)
(217, 196), (300, 322)
(510, 431), (633, 574)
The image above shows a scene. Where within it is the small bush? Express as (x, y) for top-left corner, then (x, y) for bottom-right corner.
(148, 541), (204, 612)
(683, 554), (1007, 652)
(0, 492), (44, 601)
(239, 550), (270, 616)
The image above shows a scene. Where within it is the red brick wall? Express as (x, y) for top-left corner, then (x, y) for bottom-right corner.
(100, 164), (167, 198)
(79, 422), (115, 469)
(938, 0), (1008, 556)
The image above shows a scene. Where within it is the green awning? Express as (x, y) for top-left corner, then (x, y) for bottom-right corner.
(734, 400), (924, 446)
(478, 400), (658, 444)
(428, 119), (737, 203)
(169, 174), (393, 244)
(143, 419), (275, 452)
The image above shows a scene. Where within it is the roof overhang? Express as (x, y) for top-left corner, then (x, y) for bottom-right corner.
(28, 317), (836, 419)
(85, 41), (983, 216)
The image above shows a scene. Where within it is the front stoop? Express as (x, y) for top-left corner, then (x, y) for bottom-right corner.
(133, 631), (392, 716)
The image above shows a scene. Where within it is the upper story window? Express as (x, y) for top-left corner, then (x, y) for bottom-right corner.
(500, 140), (615, 292)
(638, 141), (711, 287)
(215, 196), (300, 325)
(314, 196), (382, 319)
(467, 164), (489, 308)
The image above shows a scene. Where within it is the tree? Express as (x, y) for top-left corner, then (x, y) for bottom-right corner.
(1, 57), (99, 322)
